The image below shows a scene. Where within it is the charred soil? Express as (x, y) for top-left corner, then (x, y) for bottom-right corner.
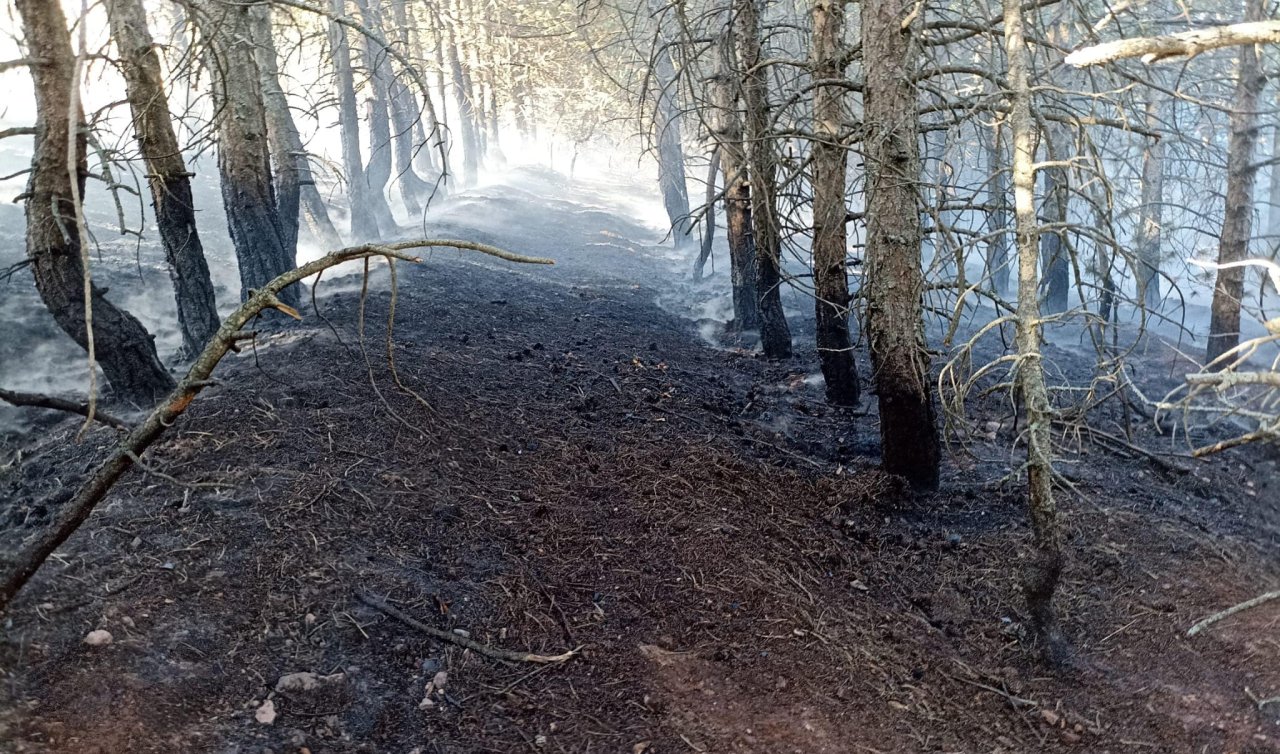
(2, 170), (1280, 753)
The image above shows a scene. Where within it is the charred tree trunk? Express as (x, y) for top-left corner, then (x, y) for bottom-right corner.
(16, 0), (174, 405)
(354, 0), (398, 234)
(735, 0), (792, 359)
(709, 27), (759, 331)
(105, 0), (219, 358)
(1004, 0), (1068, 664)
(650, 0), (694, 250)
(330, 0), (379, 240)
(444, 1), (479, 186)
(693, 146), (720, 280)
(1039, 125), (1071, 314)
(1207, 0), (1265, 365)
(387, 0), (435, 214)
(193, 0), (298, 308)
(984, 117), (1011, 295)
(1134, 99), (1165, 310)
(861, 0), (939, 489)
(811, 0), (858, 406)
(248, 3), (341, 250)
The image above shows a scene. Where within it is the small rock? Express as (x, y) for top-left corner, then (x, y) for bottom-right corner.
(275, 671), (344, 693)
(431, 670), (448, 691)
(1040, 709), (1061, 727)
(452, 628), (471, 639)
(84, 630), (113, 646)
(1060, 730), (1081, 744)
(255, 699), (277, 725)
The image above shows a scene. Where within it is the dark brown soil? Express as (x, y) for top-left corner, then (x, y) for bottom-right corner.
(3, 169), (1280, 753)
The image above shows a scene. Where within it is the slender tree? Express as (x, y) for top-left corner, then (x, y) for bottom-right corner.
(735, 0), (792, 359)
(16, 0), (174, 405)
(649, 0), (694, 249)
(810, 0), (858, 405)
(329, 0), (379, 240)
(248, 3), (342, 250)
(1207, 0), (1266, 365)
(105, 0), (219, 357)
(1134, 99), (1165, 309)
(354, 0), (399, 233)
(861, 0), (939, 489)
(192, 0), (299, 307)
(1005, 0), (1068, 664)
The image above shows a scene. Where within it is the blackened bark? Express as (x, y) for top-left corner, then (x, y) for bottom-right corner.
(650, 0), (694, 249)
(1207, 0), (1265, 365)
(248, 3), (341, 250)
(811, 0), (858, 406)
(354, 0), (398, 234)
(330, 0), (379, 240)
(735, 0), (792, 359)
(444, 0), (479, 185)
(709, 27), (760, 331)
(861, 0), (940, 490)
(17, 0), (175, 405)
(1134, 99), (1164, 309)
(693, 146), (720, 280)
(1039, 127), (1071, 314)
(387, 0), (435, 213)
(193, 0), (298, 308)
(106, 0), (219, 357)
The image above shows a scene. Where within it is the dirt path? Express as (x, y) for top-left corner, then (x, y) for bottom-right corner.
(2, 168), (1280, 753)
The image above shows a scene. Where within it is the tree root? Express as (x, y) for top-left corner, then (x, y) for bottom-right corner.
(355, 590), (581, 664)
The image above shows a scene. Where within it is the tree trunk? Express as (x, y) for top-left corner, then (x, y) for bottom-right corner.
(1039, 124), (1071, 314)
(193, 0), (298, 308)
(1207, 0), (1265, 365)
(693, 146), (719, 280)
(984, 117), (1011, 295)
(811, 0), (858, 406)
(387, 0), (436, 214)
(354, 0), (398, 234)
(16, 0), (175, 405)
(1134, 99), (1165, 309)
(1004, 0), (1068, 664)
(444, 1), (480, 186)
(709, 27), (759, 331)
(330, 0), (378, 240)
(650, 0), (694, 250)
(1265, 120), (1280, 296)
(248, 3), (342, 251)
(861, 0), (939, 490)
(105, 0), (219, 358)
(735, 0), (792, 359)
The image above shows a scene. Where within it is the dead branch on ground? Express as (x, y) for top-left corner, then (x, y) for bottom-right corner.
(0, 388), (129, 430)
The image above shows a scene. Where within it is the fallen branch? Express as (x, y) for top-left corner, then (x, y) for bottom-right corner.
(0, 388), (129, 430)
(0, 240), (552, 612)
(1066, 20), (1280, 67)
(355, 590), (581, 664)
(1187, 589), (1280, 637)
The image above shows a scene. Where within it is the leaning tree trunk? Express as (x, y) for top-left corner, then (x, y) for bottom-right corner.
(810, 0), (858, 406)
(330, 0), (379, 240)
(1207, 0), (1265, 365)
(861, 0), (940, 490)
(649, 0), (694, 250)
(16, 0), (175, 405)
(1134, 98), (1165, 310)
(354, 0), (399, 234)
(735, 0), (792, 359)
(193, 0), (298, 308)
(105, 0), (219, 358)
(1004, 0), (1068, 665)
(693, 145), (720, 280)
(709, 26), (760, 331)
(248, 3), (341, 250)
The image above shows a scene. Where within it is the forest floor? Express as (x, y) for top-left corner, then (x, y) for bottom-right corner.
(2, 167), (1280, 753)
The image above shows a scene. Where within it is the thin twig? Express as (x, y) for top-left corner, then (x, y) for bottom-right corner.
(1187, 589), (1280, 637)
(355, 589), (581, 664)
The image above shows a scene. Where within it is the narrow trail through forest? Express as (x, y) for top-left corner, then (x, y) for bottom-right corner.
(3, 168), (1280, 753)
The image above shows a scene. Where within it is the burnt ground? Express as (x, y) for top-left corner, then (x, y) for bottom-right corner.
(2, 167), (1280, 753)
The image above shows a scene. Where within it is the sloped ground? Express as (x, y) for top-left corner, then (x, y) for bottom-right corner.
(2, 168), (1280, 753)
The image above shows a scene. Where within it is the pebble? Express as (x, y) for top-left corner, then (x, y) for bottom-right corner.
(84, 630), (113, 646)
